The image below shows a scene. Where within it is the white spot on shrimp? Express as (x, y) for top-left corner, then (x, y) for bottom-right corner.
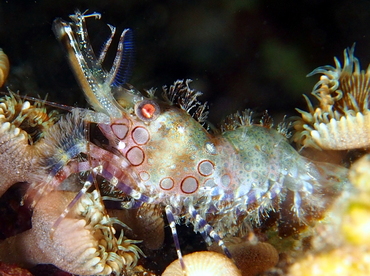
(205, 142), (217, 154)
(177, 125), (185, 133)
(244, 162), (252, 171)
(117, 141), (126, 150)
(139, 171), (150, 181)
(221, 174), (231, 187)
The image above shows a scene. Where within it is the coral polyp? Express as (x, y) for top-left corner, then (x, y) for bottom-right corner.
(0, 93), (59, 197)
(0, 93), (59, 144)
(162, 251), (242, 276)
(209, 237), (279, 276)
(293, 45), (370, 150)
(0, 49), (9, 87)
(0, 190), (142, 275)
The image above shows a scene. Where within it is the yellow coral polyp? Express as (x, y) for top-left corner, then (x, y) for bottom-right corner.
(288, 248), (370, 276)
(342, 202), (370, 246)
(343, 155), (370, 246)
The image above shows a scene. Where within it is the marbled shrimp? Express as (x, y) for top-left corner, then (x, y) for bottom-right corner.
(41, 10), (350, 271)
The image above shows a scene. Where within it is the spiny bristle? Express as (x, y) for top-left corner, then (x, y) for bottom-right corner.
(220, 109), (290, 136)
(260, 110), (274, 128)
(220, 109), (254, 132)
(162, 79), (209, 124)
(277, 116), (292, 138)
(35, 109), (87, 175)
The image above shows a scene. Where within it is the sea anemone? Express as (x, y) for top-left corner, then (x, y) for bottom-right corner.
(0, 190), (143, 275)
(293, 45), (370, 150)
(162, 251), (241, 276)
(0, 93), (59, 197)
(0, 49), (9, 87)
(109, 203), (165, 251)
(0, 53), (60, 197)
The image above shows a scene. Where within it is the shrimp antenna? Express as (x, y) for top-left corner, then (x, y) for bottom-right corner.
(0, 91), (74, 112)
(109, 28), (135, 87)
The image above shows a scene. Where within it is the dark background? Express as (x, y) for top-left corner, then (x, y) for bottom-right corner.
(0, 0), (369, 124)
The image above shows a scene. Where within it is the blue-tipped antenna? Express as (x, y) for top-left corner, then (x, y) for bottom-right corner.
(109, 28), (135, 87)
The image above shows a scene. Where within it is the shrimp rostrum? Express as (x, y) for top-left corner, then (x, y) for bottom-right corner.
(50, 10), (349, 269)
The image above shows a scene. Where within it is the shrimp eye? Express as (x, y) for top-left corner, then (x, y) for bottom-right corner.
(135, 100), (160, 121)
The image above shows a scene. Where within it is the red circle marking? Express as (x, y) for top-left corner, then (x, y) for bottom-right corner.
(111, 123), (129, 139)
(160, 177), (175, 190)
(126, 146), (145, 166)
(132, 126), (150, 145)
(181, 176), (199, 194)
(197, 160), (215, 176)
